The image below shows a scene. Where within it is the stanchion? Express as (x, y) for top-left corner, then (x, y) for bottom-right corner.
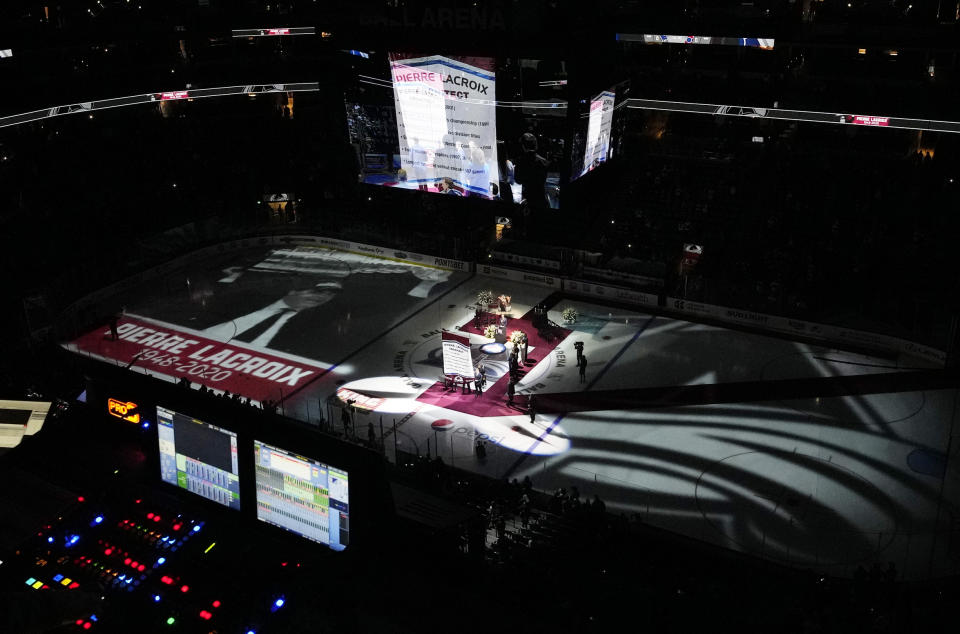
(393, 418), (398, 464)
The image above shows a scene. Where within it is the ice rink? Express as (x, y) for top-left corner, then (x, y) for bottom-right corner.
(67, 244), (960, 580)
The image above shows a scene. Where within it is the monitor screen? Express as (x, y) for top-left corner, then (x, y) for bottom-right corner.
(254, 440), (349, 551)
(391, 52), (498, 197)
(157, 406), (241, 510)
(570, 81), (629, 181)
(581, 89), (616, 178)
(345, 53), (565, 209)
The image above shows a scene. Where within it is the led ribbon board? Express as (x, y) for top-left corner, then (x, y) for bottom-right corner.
(617, 34), (775, 49)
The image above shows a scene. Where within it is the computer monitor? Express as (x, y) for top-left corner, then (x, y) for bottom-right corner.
(156, 406), (241, 510)
(253, 440), (349, 551)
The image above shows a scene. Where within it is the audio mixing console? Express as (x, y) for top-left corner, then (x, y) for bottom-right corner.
(0, 489), (325, 633)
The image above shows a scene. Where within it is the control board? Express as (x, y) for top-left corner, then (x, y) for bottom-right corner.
(1, 492), (309, 633)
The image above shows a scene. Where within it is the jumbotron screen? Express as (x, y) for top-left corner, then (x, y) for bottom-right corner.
(254, 440), (349, 551)
(570, 81), (629, 181)
(346, 52), (499, 198)
(157, 406), (241, 510)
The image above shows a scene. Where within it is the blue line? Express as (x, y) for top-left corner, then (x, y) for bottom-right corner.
(502, 314), (657, 479)
(502, 413), (567, 480)
(278, 272), (475, 402)
(585, 314), (656, 391)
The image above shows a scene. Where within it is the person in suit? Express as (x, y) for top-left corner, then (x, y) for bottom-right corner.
(513, 133), (549, 210)
(437, 176), (462, 195)
(131, 246), (452, 361)
(408, 137), (430, 191)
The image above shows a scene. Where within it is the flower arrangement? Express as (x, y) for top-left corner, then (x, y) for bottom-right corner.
(477, 289), (494, 307)
(561, 307), (578, 323)
(483, 324), (498, 340)
(509, 330), (526, 345)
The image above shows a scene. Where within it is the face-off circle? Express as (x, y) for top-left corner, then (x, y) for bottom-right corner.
(695, 450), (899, 568)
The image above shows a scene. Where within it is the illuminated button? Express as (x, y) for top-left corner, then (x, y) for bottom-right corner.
(166, 617), (175, 625)
(47, 537), (54, 543)
(77, 496), (85, 502)
(75, 619), (84, 625)
(153, 595), (161, 602)
(199, 610), (212, 620)
(94, 516), (103, 524)
(137, 565), (145, 572)
(192, 525), (201, 532)
(53, 574), (64, 582)
(69, 582), (80, 589)
(156, 557), (166, 565)
(123, 558), (131, 565)
(274, 598), (284, 608)
(211, 600), (221, 608)
(83, 622), (92, 630)
(172, 524), (181, 531)
(160, 575), (173, 585)
(25, 577), (37, 586)
(180, 585), (189, 593)
(146, 513), (154, 519)
(104, 548), (112, 556)
(32, 581), (43, 589)
(60, 578), (72, 586)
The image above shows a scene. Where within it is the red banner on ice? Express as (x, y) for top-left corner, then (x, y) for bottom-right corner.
(65, 316), (322, 402)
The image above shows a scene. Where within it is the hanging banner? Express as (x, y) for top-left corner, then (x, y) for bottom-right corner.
(441, 330), (474, 378)
(390, 53), (498, 196)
